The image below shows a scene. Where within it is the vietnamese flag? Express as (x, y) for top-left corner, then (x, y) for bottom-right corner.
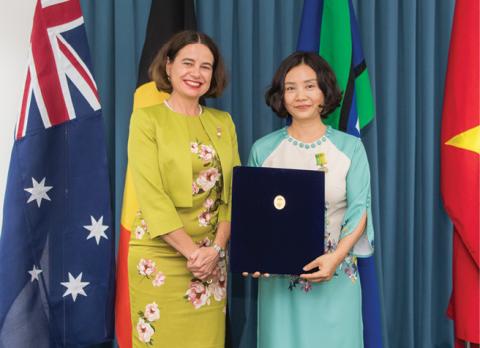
(440, 0), (479, 346)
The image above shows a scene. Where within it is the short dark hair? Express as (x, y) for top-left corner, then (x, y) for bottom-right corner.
(265, 52), (342, 118)
(149, 30), (227, 98)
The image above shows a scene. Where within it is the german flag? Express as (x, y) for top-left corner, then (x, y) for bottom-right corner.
(441, 0), (479, 346)
(115, 1), (196, 347)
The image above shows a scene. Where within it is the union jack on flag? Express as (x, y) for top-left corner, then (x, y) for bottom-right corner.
(0, 0), (115, 346)
(16, 0), (101, 139)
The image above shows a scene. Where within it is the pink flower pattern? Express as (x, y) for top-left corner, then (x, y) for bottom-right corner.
(131, 138), (227, 342)
(137, 257), (166, 289)
(203, 198), (215, 209)
(198, 211), (212, 227)
(288, 276), (313, 292)
(152, 272), (166, 287)
(184, 260), (227, 309)
(144, 302), (160, 322)
(190, 141), (222, 194)
(340, 256), (358, 282)
(211, 273), (227, 301)
(137, 259), (156, 277)
(136, 301), (161, 344)
(185, 281), (211, 309)
(190, 140), (223, 228)
(135, 226), (146, 240)
(199, 144), (215, 162)
(190, 142), (199, 154)
(192, 182), (200, 195)
(132, 211), (149, 240)
(196, 168), (221, 192)
(136, 318), (154, 344)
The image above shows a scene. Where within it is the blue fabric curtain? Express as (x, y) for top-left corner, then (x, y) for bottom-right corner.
(80, 0), (456, 347)
(351, 1), (455, 347)
(81, 0), (151, 238)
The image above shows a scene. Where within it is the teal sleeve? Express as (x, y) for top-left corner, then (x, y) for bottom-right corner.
(339, 139), (374, 257)
(247, 143), (261, 167)
(247, 128), (286, 167)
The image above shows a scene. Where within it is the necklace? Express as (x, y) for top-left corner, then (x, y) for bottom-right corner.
(284, 126), (331, 149)
(164, 99), (202, 116)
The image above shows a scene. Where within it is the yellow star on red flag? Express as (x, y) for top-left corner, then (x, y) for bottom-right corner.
(445, 124), (480, 155)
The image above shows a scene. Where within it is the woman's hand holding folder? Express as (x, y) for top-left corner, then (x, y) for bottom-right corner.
(299, 253), (342, 282)
(241, 251), (342, 283)
(242, 272), (270, 278)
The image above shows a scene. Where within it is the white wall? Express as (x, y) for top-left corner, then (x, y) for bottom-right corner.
(0, 1), (35, 231)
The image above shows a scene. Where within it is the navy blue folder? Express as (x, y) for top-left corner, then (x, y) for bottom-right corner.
(230, 166), (325, 275)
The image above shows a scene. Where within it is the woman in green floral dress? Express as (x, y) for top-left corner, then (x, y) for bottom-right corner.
(127, 31), (240, 347)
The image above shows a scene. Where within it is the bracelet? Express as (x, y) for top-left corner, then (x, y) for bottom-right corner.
(212, 243), (226, 259)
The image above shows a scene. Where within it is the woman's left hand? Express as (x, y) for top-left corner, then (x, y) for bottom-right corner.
(299, 252), (343, 283)
(187, 247), (220, 280)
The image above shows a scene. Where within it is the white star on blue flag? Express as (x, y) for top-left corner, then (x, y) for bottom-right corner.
(61, 272), (90, 302)
(83, 216), (109, 245)
(24, 177), (52, 207)
(28, 265), (43, 282)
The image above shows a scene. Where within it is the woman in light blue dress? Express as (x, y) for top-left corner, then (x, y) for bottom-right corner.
(248, 52), (374, 347)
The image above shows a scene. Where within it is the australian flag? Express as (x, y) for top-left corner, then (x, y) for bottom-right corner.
(0, 1), (115, 347)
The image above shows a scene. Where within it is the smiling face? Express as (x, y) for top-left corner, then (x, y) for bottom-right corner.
(166, 43), (214, 100)
(283, 64), (325, 122)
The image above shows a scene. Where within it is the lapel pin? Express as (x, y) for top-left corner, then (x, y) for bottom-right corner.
(315, 152), (328, 172)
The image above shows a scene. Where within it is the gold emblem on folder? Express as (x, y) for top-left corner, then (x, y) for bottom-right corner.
(273, 195), (286, 210)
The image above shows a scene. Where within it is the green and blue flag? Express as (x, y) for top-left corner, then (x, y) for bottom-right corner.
(297, 0), (382, 347)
